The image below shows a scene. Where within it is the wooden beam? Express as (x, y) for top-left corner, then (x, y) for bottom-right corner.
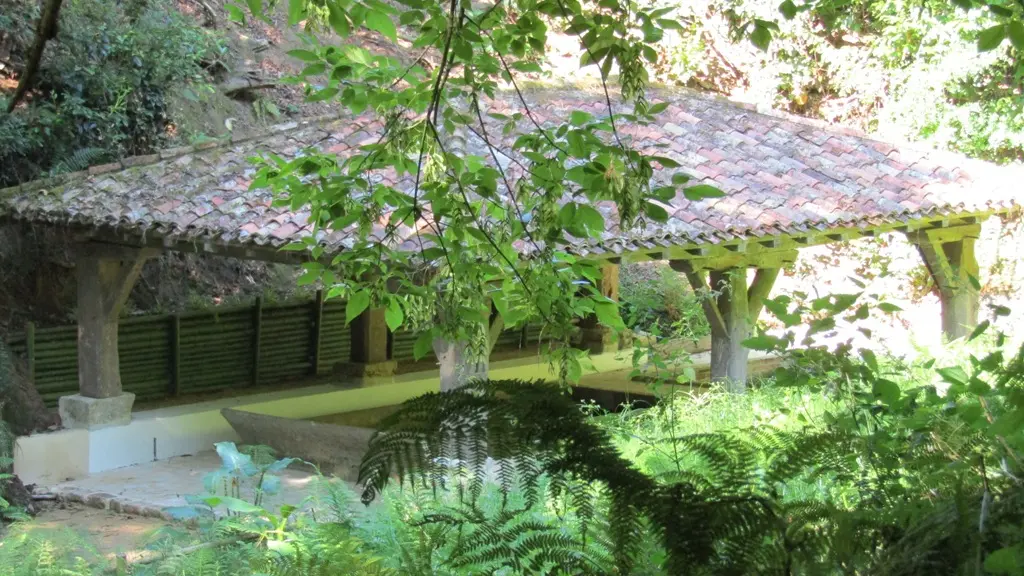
(579, 262), (620, 353)
(351, 308), (390, 364)
(709, 269), (750, 391)
(905, 224), (982, 340)
(311, 288), (324, 376)
(907, 223), (982, 246)
(747, 267), (781, 323)
(671, 260), (727, 337)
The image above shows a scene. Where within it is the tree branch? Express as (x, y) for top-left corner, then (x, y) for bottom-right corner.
(7, 0), (63, 112)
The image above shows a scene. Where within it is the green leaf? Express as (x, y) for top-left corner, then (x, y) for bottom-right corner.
(671, 172), (691, 185)
(454, 39), (473, 61)
(301, 63), (326, 76)
(308, 87), (339, 102)
(988, 4), (1014, 17)
(365, 10), (397, 40)
(1009, 20), (1024, 50)
(569, 110), (592, 126)
(346, 291), (371, 323)
(683, 184), (726, 201)
(743, 334), (784, 351)
(644, 202), (669, 223)
(287, 0), (305, 25)
(873, 379), (901, 405)
(968, 273), (982, 290)
(859, 349), (878, 373)
(651, 155), (681, 168)
(246, 0), (264, 19)
(648, 101), (669, 114)
(646, 26), (664, 44)
(575, 204), (605, 238)
(385, 298), (404, 331)
(656, 18), (684, 31)
(978, 24), (1007, 51)
(288, 49), (320, 62)
(990, 304), (1012, 316)
(593, 300), (624, 330)
(750, 23), (772, 51)
(220, 496), (264, 514)
(778, 0), (797, 19)
(968, 319), (990, 341)
(225, 3), (246, 23)
(983, 547), (1019, 574)
(413, 331), (434, 360)
(937, 366), (969, 386)
(329, 5), (351, 37)
(877, 302), (902, 313)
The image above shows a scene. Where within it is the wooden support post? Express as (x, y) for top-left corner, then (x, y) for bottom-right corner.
(906, 225), (981, 340)
(169, 314), (181, 397)
(349, 308), (396, 379)
(310, 289), (324, 376)
(579, 262), (620, 354)
(252, 296), (263, 386)
(709, 269), (750, 391)
(672, 261), (782, 392)
(25, 321), (35, 382)
(75, 249), (151, 399)
(433, 300), (499, 392)
(61, 244), (156, 429)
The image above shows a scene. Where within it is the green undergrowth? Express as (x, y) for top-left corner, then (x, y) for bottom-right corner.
(2, 332), (1022, 574)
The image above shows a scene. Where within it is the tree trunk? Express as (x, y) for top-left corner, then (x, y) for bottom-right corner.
(7, 0), (64, 112)
(434, 339), (488, 392)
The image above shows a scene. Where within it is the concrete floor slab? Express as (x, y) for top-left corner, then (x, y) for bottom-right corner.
(44, 450), (331, 518)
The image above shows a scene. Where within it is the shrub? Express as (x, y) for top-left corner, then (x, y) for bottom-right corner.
(0, 0), (226, 186)
(619, 263), (709, 340)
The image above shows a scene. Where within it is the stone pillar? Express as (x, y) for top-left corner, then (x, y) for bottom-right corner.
(348, 308), (397, 378)
(579, 262), (620, 354)
(59, 246), (153, 429)
(907, 225), (981, 341)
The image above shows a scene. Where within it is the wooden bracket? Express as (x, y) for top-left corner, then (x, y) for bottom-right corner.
(905, 224), (981, 296)
(673, 260), (727, 337)
(487, 303), (505, 352)
(747, 267), (781, 323)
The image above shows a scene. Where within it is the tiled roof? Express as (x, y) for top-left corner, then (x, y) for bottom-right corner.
(1, 88), (1018, 260)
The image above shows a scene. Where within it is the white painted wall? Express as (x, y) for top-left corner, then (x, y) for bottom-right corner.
(15, 349), (639, 486)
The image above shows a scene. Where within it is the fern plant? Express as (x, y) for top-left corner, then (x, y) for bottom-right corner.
(357, 378), (844, 574)
(47, 147), (108, 176)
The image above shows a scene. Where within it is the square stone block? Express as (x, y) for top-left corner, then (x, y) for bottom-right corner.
(342, 360), (398, 379)
(58, 393), (135, 429)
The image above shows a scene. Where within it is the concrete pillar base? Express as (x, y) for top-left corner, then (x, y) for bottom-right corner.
(58, 393), (135, 429)
(342, 360), (398, 379)
(580, 327), (618, 354)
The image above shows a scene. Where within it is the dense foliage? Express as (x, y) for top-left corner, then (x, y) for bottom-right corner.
(353, 302), (1024, 573)
(619, 263), (710, 340)
(0, 0), (225, 186)
(5, 315), (1022, 573)
(248, 0), (732, 386)
(655, 0), (1024, 162)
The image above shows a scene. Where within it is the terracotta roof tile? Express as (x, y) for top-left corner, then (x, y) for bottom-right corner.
(0, 89), (1018, 259)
